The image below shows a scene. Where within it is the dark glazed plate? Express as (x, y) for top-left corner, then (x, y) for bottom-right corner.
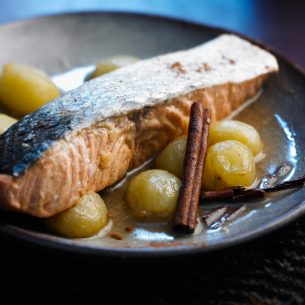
(0, 12), (305, 257)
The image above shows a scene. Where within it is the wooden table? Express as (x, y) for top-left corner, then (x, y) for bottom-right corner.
(1, 1), (305, 304)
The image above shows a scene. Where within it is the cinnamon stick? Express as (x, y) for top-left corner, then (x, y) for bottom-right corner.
(264, 175), (305, 192)
(201, 186), (246, 201)
(200, 175), (305, 202)
(201, 187), (264, 201)
(173, 103), (210, 233)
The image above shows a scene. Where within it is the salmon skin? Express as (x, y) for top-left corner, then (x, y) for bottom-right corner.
(0, 34), (278, 217)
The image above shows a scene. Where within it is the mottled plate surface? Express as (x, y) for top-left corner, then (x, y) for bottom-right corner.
(0, 12), (305, 257)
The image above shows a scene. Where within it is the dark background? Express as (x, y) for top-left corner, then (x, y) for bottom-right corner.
(1, 1), (305, 304)
(1, 0), (304, 68)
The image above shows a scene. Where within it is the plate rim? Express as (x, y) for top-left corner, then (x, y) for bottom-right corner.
(1, 11), (305, 258)
(2, 200), (305, 258)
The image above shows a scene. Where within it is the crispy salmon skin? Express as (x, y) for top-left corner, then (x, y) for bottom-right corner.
(0, 34), (278, 217)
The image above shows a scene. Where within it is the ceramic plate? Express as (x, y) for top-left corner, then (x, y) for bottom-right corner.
(0, 12), (305, 257)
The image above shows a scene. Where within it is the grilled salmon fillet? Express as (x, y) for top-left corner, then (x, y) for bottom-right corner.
(0, 34), (278, 217)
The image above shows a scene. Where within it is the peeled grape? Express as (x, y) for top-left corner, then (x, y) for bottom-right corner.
(46, 192), (108, 238)
(209, 120), (262, 156)
(0, 63), (60, 115)
(202, 140), (256, 190)
(155, 135), (187, 178)
(0, 113), (17, 134)
(126, 169), (181, 221)
(88, 55), (139, 80)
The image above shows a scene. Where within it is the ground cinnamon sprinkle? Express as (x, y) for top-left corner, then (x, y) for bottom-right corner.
(109, 232), (123, 240)
(222, 55), (236, 65)
(196, 63), (212, 73)
(203, 63), (212, 71)
(125, 226), (135, 232)
(108, 213), (115, 219)
(170, 61), (186, 75)
(149, 241), (191, 248)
